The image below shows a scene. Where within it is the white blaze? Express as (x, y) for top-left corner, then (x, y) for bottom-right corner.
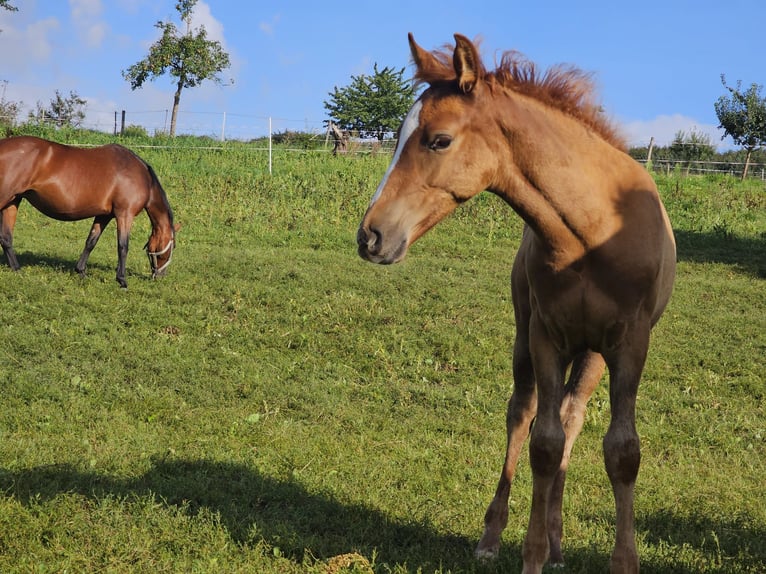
(369, 99), (423, 207)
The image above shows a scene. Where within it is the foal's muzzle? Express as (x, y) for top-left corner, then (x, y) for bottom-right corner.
(356, 225), (407, 264)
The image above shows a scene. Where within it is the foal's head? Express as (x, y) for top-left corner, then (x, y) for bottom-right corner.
(357, 33), (499, 264)
(357, 33), (620, 264)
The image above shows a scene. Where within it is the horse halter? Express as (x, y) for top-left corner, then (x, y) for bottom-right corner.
(144, 236), (175, 278)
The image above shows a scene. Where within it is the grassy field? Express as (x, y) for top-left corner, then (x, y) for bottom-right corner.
(0, 135), (764, 573)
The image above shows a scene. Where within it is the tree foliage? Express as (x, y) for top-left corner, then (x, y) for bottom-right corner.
(0, 1), (17, 12)
(670, 128), (715, 175)
(0, 98), (22, 128)
(122, 0), (231, 137)
(324, 64), (415, 141)
(29, 90), (87, 128)
(714, 75), (766, 179)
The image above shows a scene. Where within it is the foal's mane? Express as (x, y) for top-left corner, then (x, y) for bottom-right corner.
(415, 40), (626, 151)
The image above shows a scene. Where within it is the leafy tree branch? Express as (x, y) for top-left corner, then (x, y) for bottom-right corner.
(122, 0), (231, 137)
(715, 75), (766, 179)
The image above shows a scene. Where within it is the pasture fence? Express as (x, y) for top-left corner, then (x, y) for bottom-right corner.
(4, 107), (765, 179)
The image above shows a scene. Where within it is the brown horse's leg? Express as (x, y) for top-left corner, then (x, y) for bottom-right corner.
(0, 199), (22, 270)
(603, 328), (649, 574)
(115, 215), (133, 288)
(547, 350), (606, 565)
(476, 249), (538, 560)
(76, 215), (112, 277)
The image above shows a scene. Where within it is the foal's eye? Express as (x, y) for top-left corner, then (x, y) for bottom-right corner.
(429, 134), (452, 151)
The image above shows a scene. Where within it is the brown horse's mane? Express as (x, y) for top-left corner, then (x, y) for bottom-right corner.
(414, 40), (627, 151)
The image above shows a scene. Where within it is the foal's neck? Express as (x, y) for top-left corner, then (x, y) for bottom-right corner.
(490, 97), (644, 265)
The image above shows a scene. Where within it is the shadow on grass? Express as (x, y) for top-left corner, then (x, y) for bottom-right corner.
(4, 252), (152, 285)
(674, 229), (766, 278)
(2, 459), (764, 572)
(0, 459), (520, 572)
(14, 252), (112, 273)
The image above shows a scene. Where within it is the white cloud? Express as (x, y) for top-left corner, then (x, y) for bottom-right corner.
(259, 14), (280, 36)
(185, 1), (238, 85)
(69, 0), (101, 19)
(69, 0), (108, 48)
(621, 114), (730, 150)
(0, 16), (59, 71)
(190, 1), (225, 46)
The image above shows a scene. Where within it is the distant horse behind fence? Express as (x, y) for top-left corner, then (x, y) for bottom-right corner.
(0, 136), (177, 288)
(358, 33), (676, 573)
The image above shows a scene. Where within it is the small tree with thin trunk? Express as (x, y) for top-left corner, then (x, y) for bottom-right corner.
(30, 90), (87, 128)
(122, 0), (231, 137)
(714, 75), (766, 180)
(324, 64), (415, 141)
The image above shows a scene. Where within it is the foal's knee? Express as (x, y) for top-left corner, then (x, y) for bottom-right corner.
(603, 426), (640, 484)
(529, 423), (565, 477)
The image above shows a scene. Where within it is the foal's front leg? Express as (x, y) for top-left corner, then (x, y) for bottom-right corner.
(603, 329), (650, 574)
(475, 342), (537, 559)
(522, 316), (569, 574)
(76, 215), (112, 277)
(476, 263), (538, 559)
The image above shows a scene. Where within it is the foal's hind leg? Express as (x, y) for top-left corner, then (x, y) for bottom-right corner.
(0, 199), (22, 270)
(547, 350), (605, 565)
(76, 215), (112, 277)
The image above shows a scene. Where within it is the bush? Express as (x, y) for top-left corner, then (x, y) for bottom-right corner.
(121, 124), (149, 138)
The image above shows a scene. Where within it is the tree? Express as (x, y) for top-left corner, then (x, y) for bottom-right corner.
(669, 128), (715, 176)
(29, 90), (87, 128)
(0, 0), (17, 34)
(0, 97), (22, 128)
(122, 0), (231, 137)
(324, 64), (416, 141)
(714, 75), (766, 179)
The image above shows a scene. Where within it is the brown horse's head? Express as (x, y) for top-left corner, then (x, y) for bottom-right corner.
(357, 33), (499, 264)
(144, 223), (178, 279)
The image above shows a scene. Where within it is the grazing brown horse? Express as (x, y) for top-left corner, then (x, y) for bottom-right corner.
(0, 136), (177, 288)
(357, 34), (676, 573)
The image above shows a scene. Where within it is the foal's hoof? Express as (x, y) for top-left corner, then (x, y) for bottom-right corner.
(475, 547), (499, 561)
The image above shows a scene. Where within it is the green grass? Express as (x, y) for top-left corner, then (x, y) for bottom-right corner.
(0, 138), (764, 573)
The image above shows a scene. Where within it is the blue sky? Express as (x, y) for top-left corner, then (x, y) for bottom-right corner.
(0, 1), (763, 148)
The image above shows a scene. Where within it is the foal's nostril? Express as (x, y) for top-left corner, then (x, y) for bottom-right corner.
(357, 225), (382, 258)
(366, 227), (383, 255)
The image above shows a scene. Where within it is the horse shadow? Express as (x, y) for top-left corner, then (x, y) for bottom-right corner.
(636, 511), (766, 574)
(2, 459), (763, 572)
(5, 252), (151, 285)
(0, 458), (512, 572)
(673, 229), (766, 278)
(13, 252), (111, 273)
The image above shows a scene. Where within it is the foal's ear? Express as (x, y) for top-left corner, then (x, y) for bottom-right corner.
(453, 33), (483, 93)
(408, 32), (445, 84)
